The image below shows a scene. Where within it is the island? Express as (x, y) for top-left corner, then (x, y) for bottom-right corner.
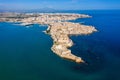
(0, 12), (97, 63)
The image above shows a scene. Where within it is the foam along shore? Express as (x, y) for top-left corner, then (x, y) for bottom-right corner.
(20, 23), (34, 26)
(0, 13), (97, 63)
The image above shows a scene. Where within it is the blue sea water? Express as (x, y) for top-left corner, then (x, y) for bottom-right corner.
(0, 10), (120, 80)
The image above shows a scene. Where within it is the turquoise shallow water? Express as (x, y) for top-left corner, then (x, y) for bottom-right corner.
(0, 10), (120, 80)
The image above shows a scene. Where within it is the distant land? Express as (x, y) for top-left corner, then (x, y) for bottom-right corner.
(0, 7), (120, 13)
(0, 7), (56, 13)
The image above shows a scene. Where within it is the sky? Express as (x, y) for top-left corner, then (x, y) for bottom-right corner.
(0, 0), (120, 10)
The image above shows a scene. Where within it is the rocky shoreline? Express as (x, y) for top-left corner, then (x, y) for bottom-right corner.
(46, 22), (97, 63)
(0, 13), (97, 63)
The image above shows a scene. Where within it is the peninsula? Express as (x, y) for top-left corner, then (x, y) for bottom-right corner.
(0, 13), (97, 63)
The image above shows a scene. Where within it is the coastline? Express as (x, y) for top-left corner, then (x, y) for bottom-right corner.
(0, 13), (97, 63)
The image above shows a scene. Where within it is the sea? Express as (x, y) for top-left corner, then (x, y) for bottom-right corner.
(0, 10), (120, 80)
